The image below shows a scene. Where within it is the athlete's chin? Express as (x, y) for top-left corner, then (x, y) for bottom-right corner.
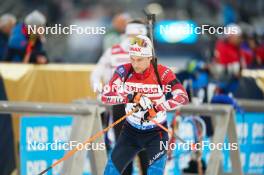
(133, 67), (143, 73)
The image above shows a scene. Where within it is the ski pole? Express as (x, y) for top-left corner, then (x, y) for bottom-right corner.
(148, 117), (187, 143)
(38, 106), (141, 175)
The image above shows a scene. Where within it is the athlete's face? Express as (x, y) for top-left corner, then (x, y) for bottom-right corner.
(130, 56), (152, 73)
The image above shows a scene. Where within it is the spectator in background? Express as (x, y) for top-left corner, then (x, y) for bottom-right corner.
(211, 24), (242, 93)
(240, 33), (258, 68)
(255, 35), (264, 67)
(214, 24), (242, 64)
(213, 24), (242, 75)
(241, 33), (264, 68)
(103, 13), (131, 51)
(4, 10), (48, 64)
(0, 14), (16, 61)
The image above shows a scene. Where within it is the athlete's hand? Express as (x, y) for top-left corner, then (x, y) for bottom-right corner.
(127, 103), (140, 113)
(143, 106), (158, 122)
(139, 95), (153, 110)
(127, 93), (153, 110)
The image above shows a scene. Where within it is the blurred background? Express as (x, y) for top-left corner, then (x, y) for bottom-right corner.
(0, 0), (263, 64)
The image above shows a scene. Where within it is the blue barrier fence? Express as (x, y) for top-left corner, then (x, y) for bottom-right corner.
(20, 112), (264, 175)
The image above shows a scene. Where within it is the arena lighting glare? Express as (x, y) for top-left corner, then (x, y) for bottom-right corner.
(154, 20), (198, 44)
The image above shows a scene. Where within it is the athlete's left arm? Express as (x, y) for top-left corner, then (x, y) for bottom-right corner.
(155, 68), (189, 112)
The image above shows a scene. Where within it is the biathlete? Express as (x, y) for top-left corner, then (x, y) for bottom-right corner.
(101, 35), (189, 174)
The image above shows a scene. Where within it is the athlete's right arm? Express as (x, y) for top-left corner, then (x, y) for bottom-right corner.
(101, 65), (129, 105)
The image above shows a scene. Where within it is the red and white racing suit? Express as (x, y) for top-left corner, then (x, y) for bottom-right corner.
(101, 63), (189, 130)
(91, 38), (130, 89)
